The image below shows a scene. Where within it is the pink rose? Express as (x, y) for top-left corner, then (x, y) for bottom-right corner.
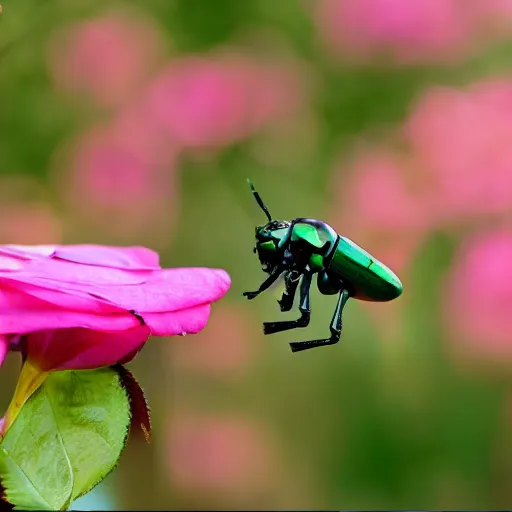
(0, 244), (230, 369)
(0, 244), (230, 433)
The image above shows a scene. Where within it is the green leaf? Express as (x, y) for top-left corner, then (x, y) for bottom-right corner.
(0, 367), (131, 511)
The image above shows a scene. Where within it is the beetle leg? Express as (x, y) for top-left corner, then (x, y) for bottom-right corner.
(289, 288), (350, 352)
(277, 270), (301, 312)
(263, 271), (312, 334)
(243, 262), (287, 300)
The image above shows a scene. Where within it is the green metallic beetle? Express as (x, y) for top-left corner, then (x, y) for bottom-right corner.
(243, 179), (403, 353)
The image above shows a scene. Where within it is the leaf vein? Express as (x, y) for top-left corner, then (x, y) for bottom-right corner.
(0, 447), (52, 509)
(44, 387), (74, 508)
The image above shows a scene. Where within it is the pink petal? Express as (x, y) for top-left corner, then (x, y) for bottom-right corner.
(75, 267), (231, 313)
(52, 245), (161, 269)
(2, 267), (229, 315)
(0, 269), (229, 335)
(143, 303), (211, 336)
(25, 325), (151, 371)
(1, 257), (152, 286)
(1, 279), (126, 314)
(0, 254), (23, 271)
(0, 286), (139, 335)
(0, 245), (57, 259)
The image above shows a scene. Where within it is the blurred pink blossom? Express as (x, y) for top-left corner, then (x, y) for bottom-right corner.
(314, 0), (476, 64)
(113, 103), (178, 169)
(167, 413), (275, 493)
(0, 203), (62, 246)
(144, 54), (305, 149)
(170, 303), (256, 377)
(472, 0), (512, 31)
(53, 122), (179, 245)
(329, 77), (512, 279)
(328, 148), (432, 274)
(327, 150), (418, 340)
(0, 176), (62, 245)
(71, 129), (156, 208)
(444, 229), (512, 362)
(404, 79), (512, 222)
(47, 12), (164, 108)
(337, 149), (433, 232)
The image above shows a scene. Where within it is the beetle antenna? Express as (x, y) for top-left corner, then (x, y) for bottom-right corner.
(247, 178), (272, 222)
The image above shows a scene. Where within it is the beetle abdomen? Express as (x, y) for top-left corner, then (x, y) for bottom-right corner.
(326, 236), (402, 301)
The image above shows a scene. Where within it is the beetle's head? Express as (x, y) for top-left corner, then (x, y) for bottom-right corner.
(254, 220), (291, 272)
(247, 179), (290, 273)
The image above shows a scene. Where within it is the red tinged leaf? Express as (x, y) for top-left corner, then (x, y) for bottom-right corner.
(113, 364), (151, 443)
(0, 481), (13, 511)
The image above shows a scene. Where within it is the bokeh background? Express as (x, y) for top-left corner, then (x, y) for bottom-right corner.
(2, 0), (512, 509)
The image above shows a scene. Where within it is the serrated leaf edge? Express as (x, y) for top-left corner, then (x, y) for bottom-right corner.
(0, 369), (131, 510)
(112, 364), (152, 444)
(0, 447), (52, 511)
(69, 370), (130, 502)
